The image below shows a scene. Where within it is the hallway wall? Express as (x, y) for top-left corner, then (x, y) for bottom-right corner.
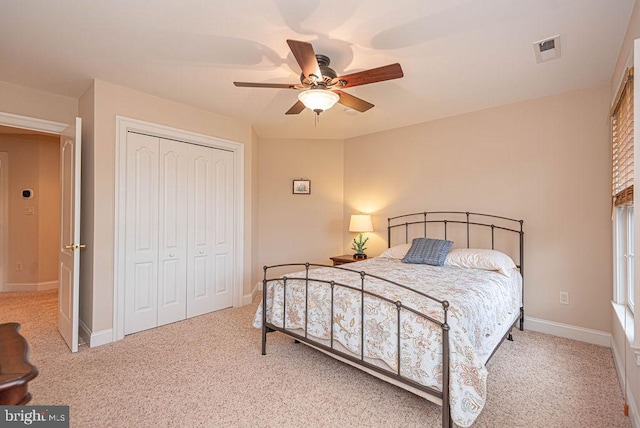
(0, 132), (60, 290)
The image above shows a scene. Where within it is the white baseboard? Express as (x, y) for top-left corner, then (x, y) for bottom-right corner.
(611, 339), (640, 428)
(240, 282), (261, 305)
(78, 319), (113, 348)
(252, 281), (262, 301)
(611, 306), (640, 428)
(241, 293), (253, 305)
(628, 379), (640, 428)
(79, 319), (91, 345)
(524, 316), (611, 347)
(90, 328), (113, 347)
(631, 390), (640, 428)
(5, 280), (59, 292)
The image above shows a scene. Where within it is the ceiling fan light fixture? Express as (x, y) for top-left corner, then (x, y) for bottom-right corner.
(298, 89), (339, 114)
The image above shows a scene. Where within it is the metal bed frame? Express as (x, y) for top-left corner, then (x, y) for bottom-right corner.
(261, 211), (524, 428)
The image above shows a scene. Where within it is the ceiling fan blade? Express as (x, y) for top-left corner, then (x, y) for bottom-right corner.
(285, 100), (306, 115)
(334, 90), (374, 112)
(234, 81), (301, 89)
(332, 63), (404, 89)
(287, 39), (322, 83)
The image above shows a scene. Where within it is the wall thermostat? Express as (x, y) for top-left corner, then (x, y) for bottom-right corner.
(22, 189), (33, 199)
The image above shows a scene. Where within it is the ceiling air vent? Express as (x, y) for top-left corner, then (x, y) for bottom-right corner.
(533, 35), (561, 63)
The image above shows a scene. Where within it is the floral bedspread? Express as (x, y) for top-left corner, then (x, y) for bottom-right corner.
(253, 257), (522, 427)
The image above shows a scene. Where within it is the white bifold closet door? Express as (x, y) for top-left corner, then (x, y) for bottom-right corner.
(124, 132), (234, 335)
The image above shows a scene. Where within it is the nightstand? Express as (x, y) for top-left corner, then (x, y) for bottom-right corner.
(329, 254), (364, 266)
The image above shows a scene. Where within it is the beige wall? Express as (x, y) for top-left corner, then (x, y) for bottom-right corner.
(0, 134), (60, 287)
(612, 0), (640, 96)
(38, 140), (61, 282)
(257, 137), (344, 277)
(0, 80), (77, 125)
(78, 82), (95, 330)
(84, 79), (255, 333)
(250, 128), (260, 291)
(344, 85), (612, 333)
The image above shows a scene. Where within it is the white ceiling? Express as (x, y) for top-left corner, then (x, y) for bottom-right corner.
(0, 0), (634, 139)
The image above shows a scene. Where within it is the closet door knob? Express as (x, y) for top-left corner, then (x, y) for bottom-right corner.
(169, 253), (175, 258)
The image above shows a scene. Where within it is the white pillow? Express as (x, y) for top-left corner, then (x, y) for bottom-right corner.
(378, 243), (412, 259)
(445, 248), (517, 277)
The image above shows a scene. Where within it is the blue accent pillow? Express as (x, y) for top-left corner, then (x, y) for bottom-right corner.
(401, 238), (454, 266)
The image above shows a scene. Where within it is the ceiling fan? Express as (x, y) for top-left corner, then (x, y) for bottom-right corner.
(234, 40), (404, 116)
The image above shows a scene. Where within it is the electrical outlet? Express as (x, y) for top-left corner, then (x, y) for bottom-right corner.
(16, 262), (22, 271)
(559, 291), (569, 305)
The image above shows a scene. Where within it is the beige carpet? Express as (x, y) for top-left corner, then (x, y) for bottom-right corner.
(0, 290), (630, 427)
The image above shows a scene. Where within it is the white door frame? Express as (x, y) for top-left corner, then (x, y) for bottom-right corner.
(0, 152), (8, 292)
(0, 112), (67, 135)
(0, 112), (67, 293)
(113, 116), (244, 341)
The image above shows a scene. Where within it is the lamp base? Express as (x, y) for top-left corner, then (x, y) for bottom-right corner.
(353, 253), (368, 260)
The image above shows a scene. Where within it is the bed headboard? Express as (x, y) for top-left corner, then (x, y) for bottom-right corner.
(387, 211), (524, 275)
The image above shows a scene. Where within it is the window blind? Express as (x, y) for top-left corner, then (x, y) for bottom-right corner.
(612, 67), (634, 207)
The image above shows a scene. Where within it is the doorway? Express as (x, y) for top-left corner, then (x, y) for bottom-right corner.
(0, 125), (61, 293)
(0, 112), (72, 348)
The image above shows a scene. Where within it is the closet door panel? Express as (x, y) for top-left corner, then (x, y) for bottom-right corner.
(212, 150), (234, 311)
(157, 139), (188, 326)
(124, 133), (159, 335)
(186, 146), (215, 317)
(193, 255), (208, 297)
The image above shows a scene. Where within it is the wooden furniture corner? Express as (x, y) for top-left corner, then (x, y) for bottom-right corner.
(0, 322), (39, 405)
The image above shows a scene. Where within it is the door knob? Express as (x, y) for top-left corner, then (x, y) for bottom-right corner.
(64, 244), (86, 251)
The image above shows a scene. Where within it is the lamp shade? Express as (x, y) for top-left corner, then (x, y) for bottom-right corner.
(298, 89), (340, 113)
(349, 214), (373, 233)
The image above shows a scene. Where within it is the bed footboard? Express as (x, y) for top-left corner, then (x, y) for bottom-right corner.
(261, 263), (453, 428)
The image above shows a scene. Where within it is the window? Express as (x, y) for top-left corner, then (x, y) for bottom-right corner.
(629, 208), (635, 312)
(612, 67), (634, 313)
(616, 206), (635, 313)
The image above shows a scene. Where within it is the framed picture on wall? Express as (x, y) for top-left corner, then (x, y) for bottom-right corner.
(292, 179), (311, 195)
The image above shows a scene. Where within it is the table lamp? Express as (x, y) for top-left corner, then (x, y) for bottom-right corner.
(349, 214), (373, 259)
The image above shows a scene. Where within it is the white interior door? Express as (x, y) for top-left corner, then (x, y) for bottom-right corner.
(211, 149), (234, 311)
(186, 145), (216, 317)
(58, 117), (82, 352)
(187, 146), (234, 316)
(124, 133), (160, 335)
(157, 139), (188, 326)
